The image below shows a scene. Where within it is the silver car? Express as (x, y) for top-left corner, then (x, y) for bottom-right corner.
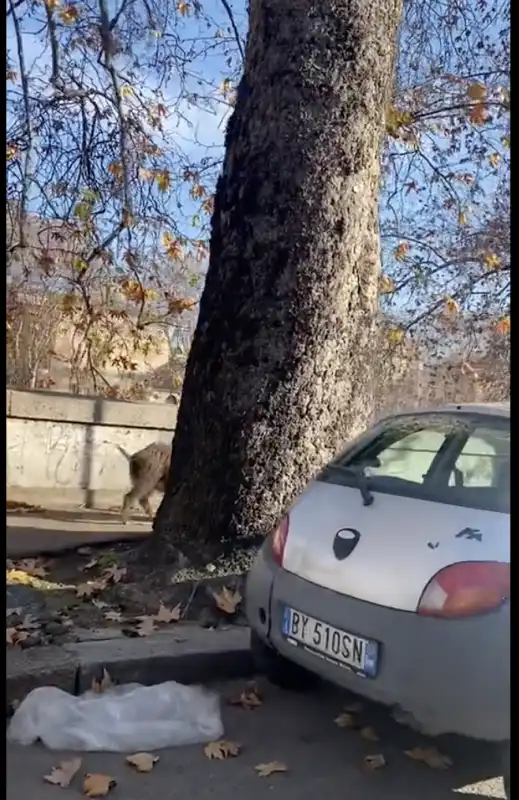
(246, 403), (510, 796)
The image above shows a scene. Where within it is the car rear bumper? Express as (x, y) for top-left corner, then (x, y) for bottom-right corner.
(245, 546), (510, 742)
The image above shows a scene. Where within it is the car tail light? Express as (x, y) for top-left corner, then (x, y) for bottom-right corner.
(417, 561), (510, 618)
(270, 515), (290, 566)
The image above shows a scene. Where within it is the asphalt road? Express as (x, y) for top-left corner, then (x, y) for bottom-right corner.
(7, 678), (505, 800)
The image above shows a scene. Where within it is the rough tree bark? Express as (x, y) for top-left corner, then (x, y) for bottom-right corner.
(150, 0), (404, 565)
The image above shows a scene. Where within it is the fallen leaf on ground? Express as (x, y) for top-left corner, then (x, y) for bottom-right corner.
(44, 757), (82, 787)
(153, 603), (182, 623)
(6, 627), (19, 645)
(211, 586), (242, 614)
(76, 580), (106, 599)
(404, 746), (452, 770)
(104, 610), (123, 623)
(17, 558), (49, 578)
(334, 712), (358, 729)
(364, 754), (386, 771)
(80, 558), (99, 571)
(6, 607), (23, 618)
(360, 726), (379, 742)
(6, 501), (44, 513)
(126, 753), (160, 772)
(228, 681), (263, 710)
(135, 617), (157, 636)
(82, 773), (116, 797)
(204, 740), (242, 760)
(254, 761), (288, 777)
(21, 613), (41, 630)
(92, 599), (109, 610)
(77, 546), (93, 555)
(103, 565), (127, 584)
(91, 668), (113, 694)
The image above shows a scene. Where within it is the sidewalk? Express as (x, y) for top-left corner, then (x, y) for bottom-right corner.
(7, 625), (253, 709)
(7, 505), (151, 557)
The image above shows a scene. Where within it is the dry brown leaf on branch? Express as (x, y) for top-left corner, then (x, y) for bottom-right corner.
(363, 754), (386, 771)
(467, 82), (487, 101)
(404, 746), (452, 770)
(468, 103), (489, 126)
(334, 712), (358, 729)
(204, 740), (242, 760)
(360, 726), (379, 742)
(211, 586), (242, 615)
(153, 603), (182, 623)
(44, 757), (82, 787)
(126, 753), (160, 773)
(483, 251), (501, 270)
(176, 1), (191, 17)
(394, 242), (410, 261)
(59, 5), (79, 24)
(82, 773), (117, 797)
(103, 565), (127, 584)
(254, 761), (288, 777)
(228, 681), (263, 710)
(495, 316), (511, 335)
(91, 668), (114, 694)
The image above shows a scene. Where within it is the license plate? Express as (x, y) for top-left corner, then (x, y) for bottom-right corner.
(282, 607), (379, 678)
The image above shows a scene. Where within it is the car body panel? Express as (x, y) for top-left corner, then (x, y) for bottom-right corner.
(282, 481), (509, 612)
(245, 549), (510, 741)
(245, 404), (510, 743)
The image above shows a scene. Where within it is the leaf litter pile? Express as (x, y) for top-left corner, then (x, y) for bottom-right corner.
(6, 540), (248, 649)
(33, 676), (454, 794)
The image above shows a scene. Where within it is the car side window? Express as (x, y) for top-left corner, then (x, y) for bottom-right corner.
(448, 427), (509, 489)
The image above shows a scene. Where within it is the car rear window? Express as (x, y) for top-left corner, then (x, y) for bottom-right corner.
(318, 414), (509, 513)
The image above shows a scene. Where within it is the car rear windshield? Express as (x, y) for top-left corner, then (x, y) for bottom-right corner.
(318, 414), (510, 514)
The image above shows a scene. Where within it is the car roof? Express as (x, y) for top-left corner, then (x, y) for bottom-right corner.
(387, 401), (510, 421)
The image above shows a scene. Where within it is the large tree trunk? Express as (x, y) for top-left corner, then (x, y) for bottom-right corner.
(151, 0), (403, 566)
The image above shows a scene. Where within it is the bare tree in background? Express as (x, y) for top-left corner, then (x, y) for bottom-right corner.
(7, 0), (509, 399)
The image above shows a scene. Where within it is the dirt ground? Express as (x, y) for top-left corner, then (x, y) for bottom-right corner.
(6, 505), (249, 651)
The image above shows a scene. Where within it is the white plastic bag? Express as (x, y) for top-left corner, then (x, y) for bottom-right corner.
(7, 680), (224, 752)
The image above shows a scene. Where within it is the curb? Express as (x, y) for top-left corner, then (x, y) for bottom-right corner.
(7, 625), (253, 712)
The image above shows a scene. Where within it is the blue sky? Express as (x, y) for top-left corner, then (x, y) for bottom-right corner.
(6, 1), (242, 231)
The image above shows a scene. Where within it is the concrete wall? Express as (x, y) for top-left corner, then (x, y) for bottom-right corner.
(7, 389), (177, 507)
